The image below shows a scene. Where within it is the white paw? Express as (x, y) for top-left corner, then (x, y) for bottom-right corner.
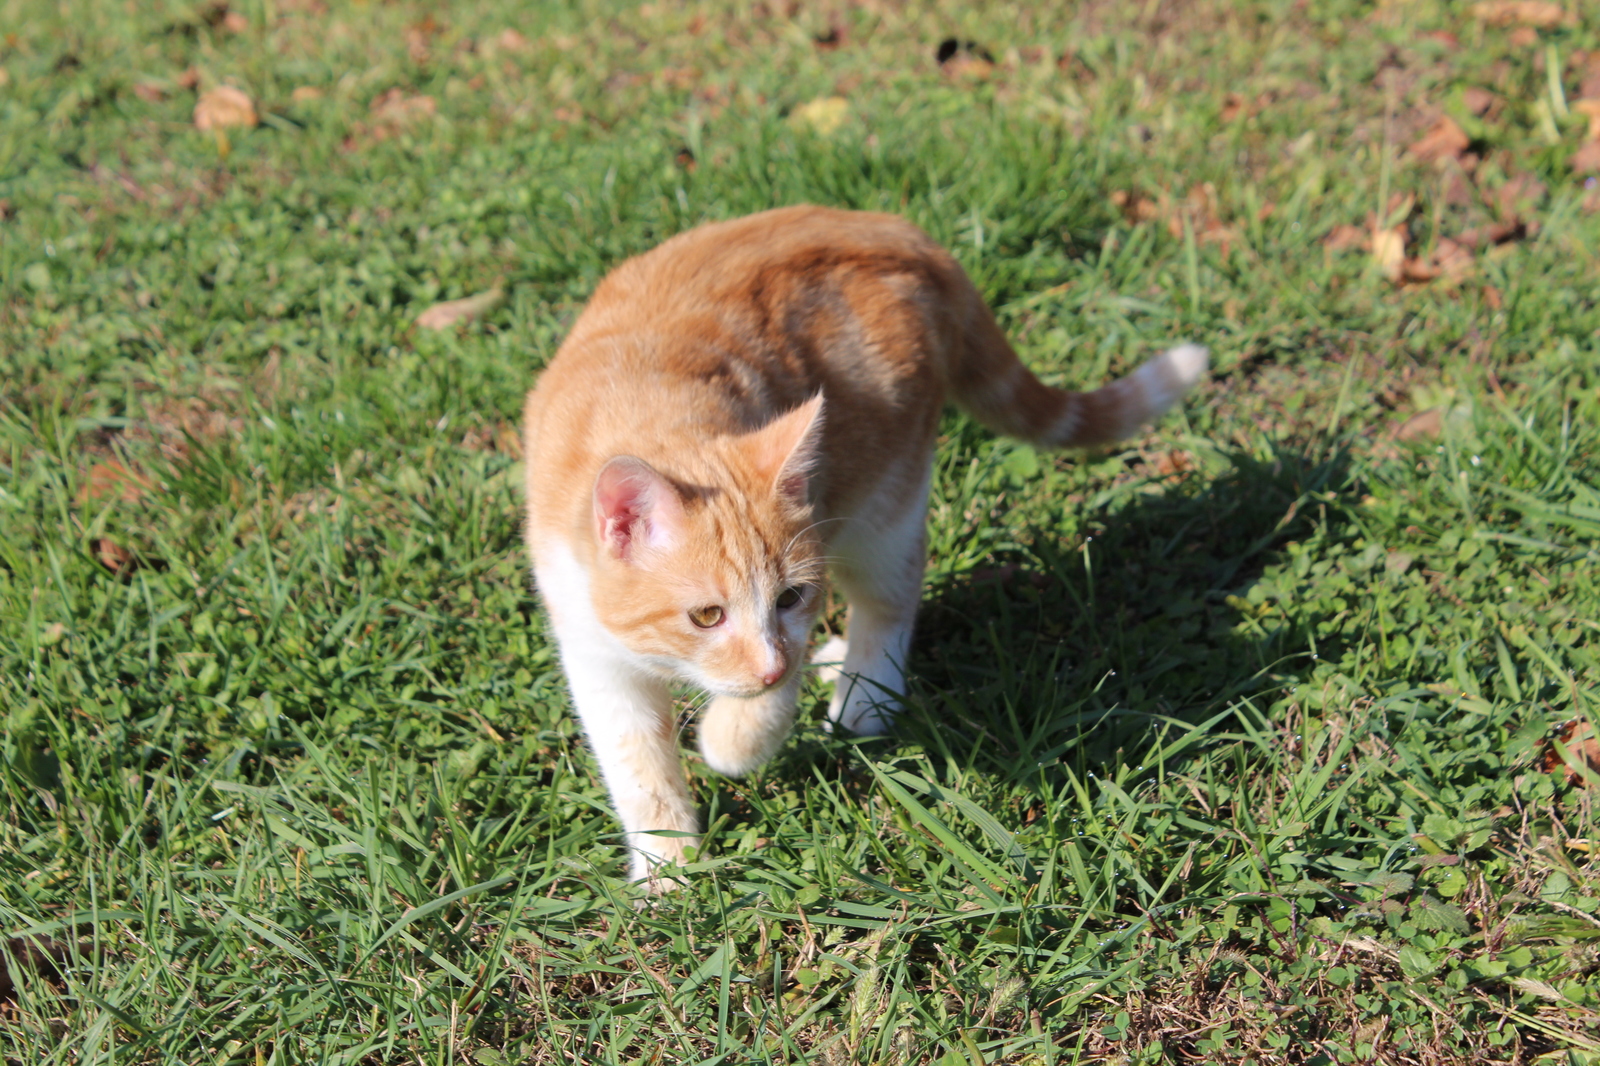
(810, 636), (848, 686)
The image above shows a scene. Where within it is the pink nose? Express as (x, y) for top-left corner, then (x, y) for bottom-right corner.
(760, 655), (788, 687)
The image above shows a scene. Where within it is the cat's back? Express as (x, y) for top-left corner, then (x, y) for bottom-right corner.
(523, 206), (957, 544)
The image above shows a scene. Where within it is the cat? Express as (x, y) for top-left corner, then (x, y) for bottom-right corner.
(521, 205), (1206, 889)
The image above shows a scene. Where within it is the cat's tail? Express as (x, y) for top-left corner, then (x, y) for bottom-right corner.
(945, 296), (1207, 448)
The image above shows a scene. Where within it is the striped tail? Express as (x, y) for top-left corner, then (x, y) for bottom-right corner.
(944, 288), (1207, 448)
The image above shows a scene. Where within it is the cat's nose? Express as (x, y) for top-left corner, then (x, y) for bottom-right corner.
(759, 651), (788, 688)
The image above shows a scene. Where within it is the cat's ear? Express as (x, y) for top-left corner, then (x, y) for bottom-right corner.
(750, 393), (826, 505)
(593, 456), (685, 562)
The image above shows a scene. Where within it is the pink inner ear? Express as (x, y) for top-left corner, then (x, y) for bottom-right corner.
(593, 456), (683, 560)
(752, 393), (826, 504)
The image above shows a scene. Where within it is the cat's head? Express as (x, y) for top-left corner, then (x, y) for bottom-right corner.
(587, 395), (826, 697)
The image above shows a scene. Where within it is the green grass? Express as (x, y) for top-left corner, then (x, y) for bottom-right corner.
(3, 0), (1600, 1062)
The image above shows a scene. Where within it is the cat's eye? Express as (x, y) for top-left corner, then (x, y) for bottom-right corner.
(688, 605), (725, 629)
(776, 586), (803, 609)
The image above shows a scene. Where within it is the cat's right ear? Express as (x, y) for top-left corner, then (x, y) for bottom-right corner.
(593, 456), (685, 562)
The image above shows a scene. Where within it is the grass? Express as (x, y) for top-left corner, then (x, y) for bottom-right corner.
(2, 0), (1600, 1062)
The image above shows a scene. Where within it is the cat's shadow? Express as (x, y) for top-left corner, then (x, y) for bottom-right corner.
(742, 439), (1355, 798)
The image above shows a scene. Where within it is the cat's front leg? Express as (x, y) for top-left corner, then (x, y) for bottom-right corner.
(560, 646), (699, 889)
(698, 668), (804, 777)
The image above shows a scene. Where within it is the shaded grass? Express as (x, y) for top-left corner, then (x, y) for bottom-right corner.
(3, 0), (1600, 1062)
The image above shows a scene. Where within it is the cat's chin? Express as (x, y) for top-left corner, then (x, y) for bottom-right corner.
(706, 685), (770, 701)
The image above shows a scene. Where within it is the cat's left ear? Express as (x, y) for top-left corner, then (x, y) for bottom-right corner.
(749, 393), (826, 505)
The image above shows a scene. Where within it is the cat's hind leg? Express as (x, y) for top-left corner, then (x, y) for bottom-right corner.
(826, 466), (931, 735)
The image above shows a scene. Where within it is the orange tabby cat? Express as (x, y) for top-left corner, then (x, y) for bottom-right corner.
(522, 205), (1206, 888)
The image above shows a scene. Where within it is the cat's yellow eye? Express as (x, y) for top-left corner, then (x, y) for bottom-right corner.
(688, 605), (725, 629)
(776, 586), (802, 609)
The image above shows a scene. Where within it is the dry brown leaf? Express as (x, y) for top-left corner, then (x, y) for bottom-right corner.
(176, 67), (201, 91)
(1407, 115), (1470, 163)
(1492, 172), (1548, 216)
(221, 10), (248, 33)
(193, 85), (257, 130)
(1578, 53), (1600, 100)
(1571, 139), (1600, 174)
(1483, 284), (1504, 309)
(1109, 189), (1162, 223)
(133, 82), (166, 103)
(415, 284), (505, 330)
(1323, 224), (1367, 252)
(370, 88), (436, 125)
(492, 28), (530, 53)
(1371, 225), (1407, 282)
(1470, 1), (1572, 27)
(292, 86), (323, 103)
(79, 461), (154, 505)
(1462, 86), (1498, 116)
(1456, 219), (1532, 247)
(1432, 238), (1475, 282)
(1573, 99), (1600, 141)
(1399, 256), (1440, 283)
(96, 538), (136, 576)
(1395, 407), (1444, 440)
(1540, 719), (1600, 785)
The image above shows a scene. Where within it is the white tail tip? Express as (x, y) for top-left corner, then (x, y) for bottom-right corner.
(1132, 342), (1208, 419)
(1163, 343), (1209, 390)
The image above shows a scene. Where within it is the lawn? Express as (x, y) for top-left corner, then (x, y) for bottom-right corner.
(2, 0), (1600, 1062)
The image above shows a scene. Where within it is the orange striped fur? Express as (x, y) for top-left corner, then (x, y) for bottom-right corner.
(521, 205), (1206, 888)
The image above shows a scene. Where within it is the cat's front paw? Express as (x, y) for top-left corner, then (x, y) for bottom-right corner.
(810, 635), (848, 686)
(697, 684), (801, 777)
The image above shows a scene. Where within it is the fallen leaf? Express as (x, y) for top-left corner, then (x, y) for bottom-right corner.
(1407, 115), (1470, 163)
(1399, 256), (1440, 283)
(1109, 189), (1162, 223)
(221, 10), (248, 33)
(1470, 1), (1572, 27)
(1324, 224), (1367, 252)
(96, 537), (137, 576)
(936, 38), (995, 66)
(1573, 99), (1600, 141)
(491, 28), (530, 53)
(1491, 172), (1547, 216)
(1395, 407), (1444, 440)
(1462, 86), (1497, 116)
(789, 96), (850, 135)
(133, 82), (166, 102)
(1571, 140), (1600, 174)
(1577, 53), (1600, 100)
(1432, 238), (1475, 281)
(193, 85), (257, 130)
(1483, 284), (1504, 309)
(370, 88), (437, 125)
(1540, 719), (1600, 785)
(1371, 224), (1407, 282)
(176, 67), (201, 90)
(79, 461), (154, 505)
(1456, 219), (1532, 247)
(291, 85), (323, 103)
(415, 283), (505, 330)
